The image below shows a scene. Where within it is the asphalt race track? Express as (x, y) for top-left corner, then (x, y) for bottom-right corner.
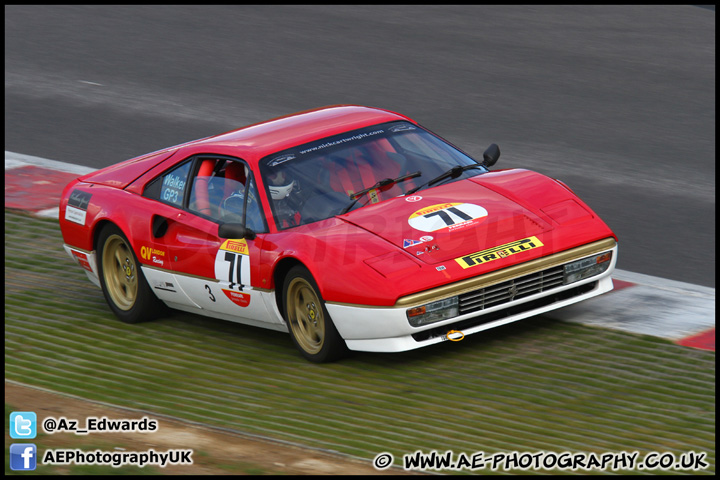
(4, 5), (715, 289)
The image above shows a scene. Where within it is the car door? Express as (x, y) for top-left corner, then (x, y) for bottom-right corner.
(142, 155), (281, 327)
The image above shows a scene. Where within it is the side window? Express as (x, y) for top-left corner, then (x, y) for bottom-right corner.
(144, 161), (192, 207)
(218, 175), (266, 234)
(244, 178), (266, 233)
(186, 158), (267, 233)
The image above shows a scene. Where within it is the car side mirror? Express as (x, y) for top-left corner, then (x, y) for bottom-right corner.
(481, 143), (500, 168)
(218, 223), (256, 240)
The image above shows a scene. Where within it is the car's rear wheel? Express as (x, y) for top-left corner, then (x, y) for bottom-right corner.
(97, 224), (165, 323)
(282, 265), (348, 362)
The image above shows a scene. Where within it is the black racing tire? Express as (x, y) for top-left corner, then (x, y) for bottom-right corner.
(282, 265), (348, 362)
(96, 224), (166, 324)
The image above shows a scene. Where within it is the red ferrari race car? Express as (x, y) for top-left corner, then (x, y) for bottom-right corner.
(59, 105), (618, 362)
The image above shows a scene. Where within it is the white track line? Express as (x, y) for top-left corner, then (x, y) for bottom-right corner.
(549, 280), (715, 341)
(6, 151), (96, 175)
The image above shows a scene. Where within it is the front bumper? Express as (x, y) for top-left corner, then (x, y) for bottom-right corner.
(327, 238), (618, 353)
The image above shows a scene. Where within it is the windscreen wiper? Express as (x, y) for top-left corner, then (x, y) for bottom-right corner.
(404, 164), (485, 196)
(339, 171), (421, 215)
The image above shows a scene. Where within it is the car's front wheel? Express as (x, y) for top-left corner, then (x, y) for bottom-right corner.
(97, 224), (165, 324)
(282, 265), (348, 362)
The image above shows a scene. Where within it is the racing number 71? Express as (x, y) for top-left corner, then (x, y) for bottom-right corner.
(224, 251), (244, 290)
(424, 206), (473, 226)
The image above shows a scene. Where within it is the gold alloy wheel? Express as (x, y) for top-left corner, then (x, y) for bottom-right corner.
(286, 277), (325, 355)
(102, 234), (138, 311)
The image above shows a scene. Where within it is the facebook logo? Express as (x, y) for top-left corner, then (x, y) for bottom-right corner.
(10, 444), (37, 471)
(10, 411), (37, 439)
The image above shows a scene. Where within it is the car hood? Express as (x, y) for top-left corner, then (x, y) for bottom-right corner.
(338, 169), (601, 266)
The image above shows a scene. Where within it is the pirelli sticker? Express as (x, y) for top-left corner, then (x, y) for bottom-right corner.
(455, 236), (544, 269)
(220, 239), (249, 256)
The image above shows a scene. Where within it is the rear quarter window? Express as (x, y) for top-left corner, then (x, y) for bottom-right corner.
(143, 161), (192, 207)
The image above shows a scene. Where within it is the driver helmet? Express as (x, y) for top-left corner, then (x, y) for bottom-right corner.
(268, 170), (295, 200)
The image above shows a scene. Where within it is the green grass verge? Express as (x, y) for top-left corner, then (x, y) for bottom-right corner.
(4, 210), (715, 474)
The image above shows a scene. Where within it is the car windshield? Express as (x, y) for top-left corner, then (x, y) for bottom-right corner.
(259, 121), (486, 230)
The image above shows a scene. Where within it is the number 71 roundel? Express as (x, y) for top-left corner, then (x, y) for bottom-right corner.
(214, 239), (252, 290)
(408, 203), (488, 233)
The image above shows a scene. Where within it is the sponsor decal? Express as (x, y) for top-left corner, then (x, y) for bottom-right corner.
(141, 246), (166, 258)
(368, 189), (380, 204)
(455, 236), (544, 269)
(388, 123), (416, 132)
(64, 207), (87, 226)
(268, 153), (296, 167)
(404, 236), (434, 249)
(160, 167), (190, 205)
(219, 239), (248, 255)
(405, 195), (423, 202)
(403, 239), (424, 248)
(408, 203), (488, 233)
(222, 289), (251, 307)
(154, 281), (176, 293)
(140, 246), (167, 265)
(68, 190), (92, 210)
(298, 129), (385, 155)
(71, 251), (93, 272)
(162, 173), (185, 190)
(65, 190), (90, 226)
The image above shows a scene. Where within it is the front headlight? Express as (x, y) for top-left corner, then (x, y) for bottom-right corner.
(407, 296), (459, 327)
(563, 251), (612, 284)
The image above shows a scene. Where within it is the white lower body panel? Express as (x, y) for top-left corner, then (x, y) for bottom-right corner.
(328, 270), (615, 353)
(63, 245), (100, 288)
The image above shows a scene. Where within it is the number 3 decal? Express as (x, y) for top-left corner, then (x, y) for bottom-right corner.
(205, 284), (216, 302)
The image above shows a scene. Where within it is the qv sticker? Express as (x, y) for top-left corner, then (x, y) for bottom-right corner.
(408, 203), (488, 233)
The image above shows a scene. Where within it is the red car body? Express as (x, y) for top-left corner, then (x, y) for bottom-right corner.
(59, 105), (618, 361)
